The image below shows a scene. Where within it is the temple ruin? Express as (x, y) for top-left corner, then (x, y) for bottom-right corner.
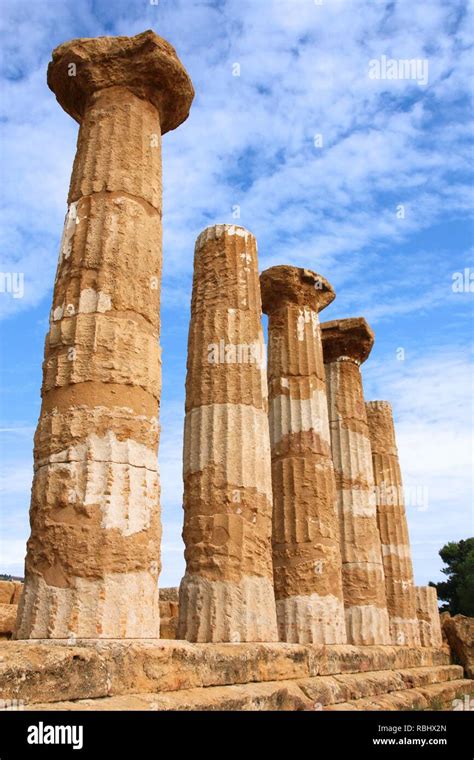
(0, 31), (471, 712)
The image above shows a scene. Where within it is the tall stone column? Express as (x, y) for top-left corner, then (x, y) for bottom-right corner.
(16, 32), (194, 639)
(178, 225), (278, 642)
(260, 266), (346, 644)
(416, 586), (443, 647)
(321, 318), (390, 645)
(365, 400), (420, 645)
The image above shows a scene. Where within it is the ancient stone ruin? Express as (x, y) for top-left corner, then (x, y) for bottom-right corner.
(321, 319), (391, 646)
(260, 266), (346, 644)
(366, 400), (421, 646)
(178, 225), (278, 642)
(16, 30), (193, 640)
(0, 31), (472, 712)
(416, 586), (443, 648)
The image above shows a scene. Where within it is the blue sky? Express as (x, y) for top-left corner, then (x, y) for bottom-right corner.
(0, 0), (472, 588)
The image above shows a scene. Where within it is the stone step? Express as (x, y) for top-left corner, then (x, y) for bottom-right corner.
(24, 680), (312, 711)
(16, 665), (471, 712)
(0, 640), (452, 705)
(325, 679), (474, 711)
(296, 665), (464, 706)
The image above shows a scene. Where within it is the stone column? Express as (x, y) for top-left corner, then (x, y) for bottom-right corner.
(178, 225), (278, 642)
(416, 586), (443, 647)
(321, 318), (390, 645)
(16, 32), (194, 639)
(365, 400), (421, 646)
(260, 266), (346, 644)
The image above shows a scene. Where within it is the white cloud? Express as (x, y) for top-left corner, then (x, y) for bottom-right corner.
(1, 0), (472, 316)
(0, 462), (33, 496)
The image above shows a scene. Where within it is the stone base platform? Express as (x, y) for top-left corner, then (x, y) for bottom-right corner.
(1, 640), (472, 711)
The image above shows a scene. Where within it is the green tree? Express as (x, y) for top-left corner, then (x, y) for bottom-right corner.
(429, 538), (474, 616)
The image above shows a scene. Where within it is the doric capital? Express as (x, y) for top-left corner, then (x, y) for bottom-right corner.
(47, 30), (194, 133)
(260, 265), (335, 315)
(320, 317), (374, 365)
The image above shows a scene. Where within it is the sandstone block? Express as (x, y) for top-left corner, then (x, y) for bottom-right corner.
(441, 613), (474, 678)
(0, 605), (18, 637)
(0, 582), (15, 605)
(416, 586), (443, 648)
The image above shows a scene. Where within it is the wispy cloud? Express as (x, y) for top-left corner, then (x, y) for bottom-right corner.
(1, 0), (473, 316)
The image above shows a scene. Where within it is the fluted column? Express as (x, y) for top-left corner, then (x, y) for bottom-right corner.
(260, 266), (346, 644)
(178, 225), (278, 642)
(366, 400), (421, 645)
(416, 586), (443, 647)
(321, 318), (390, 645)
(16, 32), (194, 639)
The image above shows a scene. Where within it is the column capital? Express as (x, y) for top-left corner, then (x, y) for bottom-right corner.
(260, 265), (335, 314)
(47, 29), (194, 133)
(321, 317), (374, 365)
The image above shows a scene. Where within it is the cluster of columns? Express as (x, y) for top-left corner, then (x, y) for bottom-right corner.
(18, 31), (442, 649)
(179, 249), (442, 647)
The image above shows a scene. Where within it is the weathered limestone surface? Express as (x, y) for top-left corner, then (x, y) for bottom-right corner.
(1, 640), (468, 711)
(0, 606), (18, 638)
(0, 583), (15, 605)
(0, 639), (453, 706)
(0, 581), (22, 605)
(47, 31), (194, 133)
(321, 319), (390, 645)
(416, 586), (443, 648)
(365, 401), (420, 646)
(25, 682), (314, 712)
(260, 266), (346, 644)
(178, 225), (278, 642)
(325, 679), (473, 711)
(16, 31), (194, 639)
(23, 672), (473, 712)
(12, 583), (22, 605)
(159, 588), (179, 639)
(0, 582), (23, 639)
(7, 584), (188, 642)
(441, 613), (474, 678)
